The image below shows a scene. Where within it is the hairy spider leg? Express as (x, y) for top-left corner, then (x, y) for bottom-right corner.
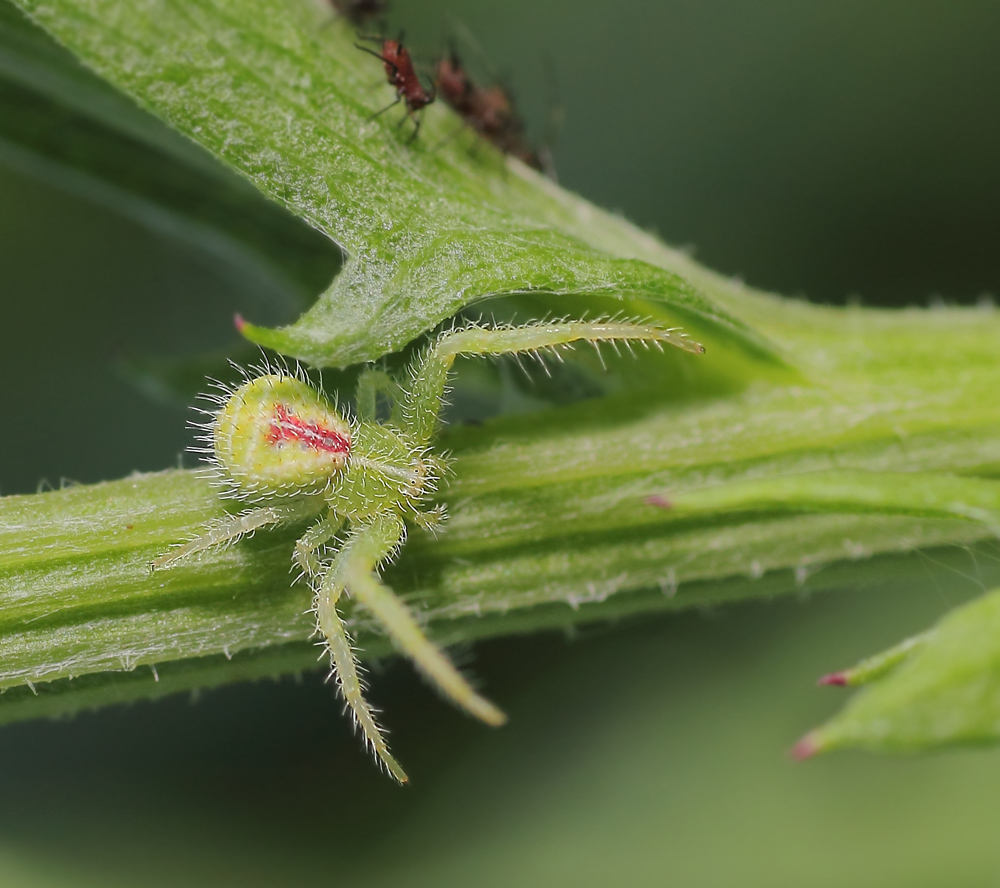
(314, 512), (411, 782)
(315, 542), (408, 783)
(402, 320), (706, 447)
(344, 513), (505, 725)
(313, 511), (506, 781)
(293, 512), (345, 579)
(151, 501), (320, 571)
(291, 512), (406, 778)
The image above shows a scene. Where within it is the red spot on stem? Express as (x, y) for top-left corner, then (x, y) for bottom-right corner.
(645, 494), (673, 509)
(790, 734), (820, 761)
(234, 313), (247, 333)
(267, 403), (351, 455)
(818, 671), (848, 687)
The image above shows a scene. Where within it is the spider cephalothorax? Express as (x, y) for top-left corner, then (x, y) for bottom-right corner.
(155, 319), (704, 782)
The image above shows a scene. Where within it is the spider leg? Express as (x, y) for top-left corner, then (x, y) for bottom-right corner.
(401, 319), (705, 446)
(151, 501), (319, 570)
(342, 512), (506, 726)
(315, 551), (408, 784)
(293, 512), (345, 579)
(314, 510), (504, 778)
(411, 503), (447, 533)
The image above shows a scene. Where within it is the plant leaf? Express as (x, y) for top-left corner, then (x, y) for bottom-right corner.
(817, 632), (934, 688)
(798, 586), (1000, 756)
(8, 0), (769, 367)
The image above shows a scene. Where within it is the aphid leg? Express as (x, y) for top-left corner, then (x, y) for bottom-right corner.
(402, 320), (706, 445)
(293, 512), (345, 579)
(315, 553), (409, 783)
(342, 511), (506, 726)
(404, 113), (421, 145)
(151, 502), (318, 570)
(369, 94), (402, 120)
(355, 368), (400, 423)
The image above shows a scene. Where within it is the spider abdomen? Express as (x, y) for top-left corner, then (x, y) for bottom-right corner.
(212, 374), (352, 499)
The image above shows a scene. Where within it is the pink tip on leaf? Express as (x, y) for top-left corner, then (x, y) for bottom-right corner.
(645, 494), (673, 509)
(818, 671), (848, 687)
(790, 733), (820, 761)
(234, 313), (247, 333)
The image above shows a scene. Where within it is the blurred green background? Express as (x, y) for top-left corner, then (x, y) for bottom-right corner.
(2, 1), (1000, 885)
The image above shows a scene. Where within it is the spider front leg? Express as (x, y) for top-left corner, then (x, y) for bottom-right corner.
(314, 510), (506, 782)
(343, 512), (506, 725)
(314, 533), (408, 783)
(402, 319), (705, 445)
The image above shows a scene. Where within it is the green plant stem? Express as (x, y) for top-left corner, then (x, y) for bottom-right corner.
(2, 0), (999, 730)
(2, 291), (1000, 717)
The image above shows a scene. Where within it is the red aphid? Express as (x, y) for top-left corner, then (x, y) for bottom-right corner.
(356, 38), (435, 141)
(434, 49), (541, 171)
(434, 52), (477, 118)
(473, 85), (522, 149)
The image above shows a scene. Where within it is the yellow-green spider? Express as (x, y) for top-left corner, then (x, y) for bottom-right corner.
(154, 319), (704, 782)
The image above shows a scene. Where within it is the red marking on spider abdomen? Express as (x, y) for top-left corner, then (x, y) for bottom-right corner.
(267, 403), (351, 455)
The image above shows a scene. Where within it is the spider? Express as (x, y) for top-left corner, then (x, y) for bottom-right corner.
(154, 319), (704, 782)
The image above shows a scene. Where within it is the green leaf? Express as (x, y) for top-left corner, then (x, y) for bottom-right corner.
(8, 0), (769, 367)
(799, 586), (1000, 756)
(817, 632), (934, 688)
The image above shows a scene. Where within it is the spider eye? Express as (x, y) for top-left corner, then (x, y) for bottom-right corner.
(212, 374), (352, 497)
